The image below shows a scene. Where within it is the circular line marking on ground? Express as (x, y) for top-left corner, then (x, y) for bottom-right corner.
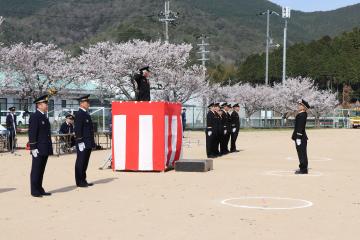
(265, 170), (323, 177)
(221, 197), (313, 210)
(286, 156), (333, 162)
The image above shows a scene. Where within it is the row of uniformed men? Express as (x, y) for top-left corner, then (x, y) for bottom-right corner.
(28, 94), (95, 197)
(206, 102), (240, 158)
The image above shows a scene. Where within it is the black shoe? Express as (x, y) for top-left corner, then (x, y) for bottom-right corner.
(41, 192), (52, 196)
(86, 183), (94, 186)
(231, 150), (240, 153)
(31, 194), (43, 198)
(295, 170), (308, 174)
(77, 183), (88, 188)
(207, 155), (216, 158)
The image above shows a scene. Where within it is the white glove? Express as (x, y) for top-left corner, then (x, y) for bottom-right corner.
(207, 131), (212, 137)
(78, 142), (85, 152)
(224, 130), (227, 135)
(232, 128), (236, 133)
(296, 139), (301, 146)
(31, 149), (39, 158)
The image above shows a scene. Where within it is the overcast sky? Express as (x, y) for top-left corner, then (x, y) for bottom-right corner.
(269, 0), (360, 12)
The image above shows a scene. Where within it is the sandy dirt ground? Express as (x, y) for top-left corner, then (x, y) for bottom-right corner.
(0, 129), (359, 240)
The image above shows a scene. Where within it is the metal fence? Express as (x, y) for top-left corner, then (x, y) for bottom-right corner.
(182, 106), (352, 130)
(1, 103), (355, 131)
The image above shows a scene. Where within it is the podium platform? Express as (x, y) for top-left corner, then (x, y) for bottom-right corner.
(112, 101), (183, 171)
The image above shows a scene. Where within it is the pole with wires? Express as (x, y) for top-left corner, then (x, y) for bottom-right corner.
(282, 7), (291, 84)
(197, 35), (210, 80)
(259, 9), (279, 127)
(159, 1), (178, 43)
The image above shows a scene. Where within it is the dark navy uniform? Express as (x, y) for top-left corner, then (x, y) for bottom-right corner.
(214, 110), (222, 156)
(206, 103), (219, 158)
(59, 121), (74, 134)
(219, 110), (229, 154)
(224, 110), (231, 151)
(6, 107), (17, 153)
(134, 66), (151, 101)
(74, 96), (95, 187)
(292, 99), (310, 174)
(181, 109), (187, 132)
(59, 116), (75, 147)
(28, 96), (53, 197)
(230, 104), (240, 152)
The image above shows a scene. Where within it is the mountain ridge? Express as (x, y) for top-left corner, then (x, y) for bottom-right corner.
(0, 0), (360, 63)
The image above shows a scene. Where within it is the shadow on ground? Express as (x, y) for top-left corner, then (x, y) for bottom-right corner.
(0, 188), (16, 194)
(50, 177), (118, 194)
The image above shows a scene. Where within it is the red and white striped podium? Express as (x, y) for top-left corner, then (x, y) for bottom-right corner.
(112, 101), (183, 171)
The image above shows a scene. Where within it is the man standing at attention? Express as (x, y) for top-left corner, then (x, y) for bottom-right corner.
(28, 95), (53, 197)
(6, 106), (17, 153)
(292, 99), (310, 174)
(74, 95), (95, 187)
(230, 103), (240, 153)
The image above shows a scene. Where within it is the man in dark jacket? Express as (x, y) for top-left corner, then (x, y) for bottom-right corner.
(213, 103), (222, 156)
(59, 114), (75, 147)
(292, 99), (310, 174)
(74, 95), (96, 187)
(28, 95), (53, 197)
(219, 103), (230, 155)
(181, 108), (187, 133)
(6, 107), (17, 153)
(206, 103), (217, 158)
(220, 103), (231, 154)
(230, 103), (240, 152)
(134, 66), (151, 101)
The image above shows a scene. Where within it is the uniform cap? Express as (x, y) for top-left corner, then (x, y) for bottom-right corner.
(33, 95), (49, 104)
(77, 95), (90, 102)
(139, 66), (151, 73)
(298, 99), (310, 109)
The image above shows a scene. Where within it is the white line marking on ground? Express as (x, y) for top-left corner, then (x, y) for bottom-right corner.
(221, 197), (313, 210)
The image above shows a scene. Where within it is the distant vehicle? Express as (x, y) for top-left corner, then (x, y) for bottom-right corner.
(0, 124), (8, 135)
(0, 110), (33, 126)
(349, 109), (360, 128)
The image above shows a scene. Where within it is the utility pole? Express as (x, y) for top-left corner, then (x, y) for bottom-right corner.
(265, 9), (270, 86)
(259, 10), (279, 127)
(159, 1), (178, 43)
(259, 10), (279, 85)
(282, 7), (291, 84)
(197, 35), (210, 79)
(197, 35), (210, 122)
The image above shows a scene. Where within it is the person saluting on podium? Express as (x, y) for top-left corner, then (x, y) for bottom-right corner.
(133, 66), (151, 101)
(74, 95), (95, 187)
(292, 99), (310, 175)
(29, 95), (53, 197)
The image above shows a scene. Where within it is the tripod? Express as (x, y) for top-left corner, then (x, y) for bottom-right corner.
(99, 152), (112, 170)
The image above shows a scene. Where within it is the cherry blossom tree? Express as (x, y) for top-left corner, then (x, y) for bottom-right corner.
(220, 83), (272, 118)
(271, 77), (317, 117)
(78, 40), (204, 103)
(152, 65), (210, 103)
(0, 42), (80, 99)
(213, 77), (338, 127)
(310, 90), (338, 126)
